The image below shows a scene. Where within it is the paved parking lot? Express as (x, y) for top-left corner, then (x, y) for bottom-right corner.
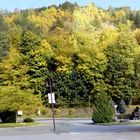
(0, 119), (140, 140)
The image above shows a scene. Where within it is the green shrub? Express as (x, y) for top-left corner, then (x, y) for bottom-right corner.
(0, 111), (16, 123)
(92, 93), (114, 123)
(23, 117), (34, 123)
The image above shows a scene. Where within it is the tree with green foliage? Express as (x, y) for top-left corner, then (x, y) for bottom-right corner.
(0, 86), (42, 122)
(72, 31), (108, 99)
(0, 86), (42, 112)
(0, 14), (8, 32)
(0, 32), (10, 61)
(105, 30), (138, 103)
(135, 11), (140, 28)
(135, 29), (140, 45)
(27, 39), (54, 95)
(6, 25), (22, 48)
(0, 46), (29, 89)
(20, 31), (40, 54)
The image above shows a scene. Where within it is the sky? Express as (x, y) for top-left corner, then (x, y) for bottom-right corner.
(0, 0), (140, 11)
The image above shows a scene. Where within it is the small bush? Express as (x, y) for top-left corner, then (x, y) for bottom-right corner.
(23, 117), (34, 123)
(92, 93), (114, 123)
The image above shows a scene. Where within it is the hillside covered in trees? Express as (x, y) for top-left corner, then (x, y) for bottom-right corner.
(0, 2), (140, 107)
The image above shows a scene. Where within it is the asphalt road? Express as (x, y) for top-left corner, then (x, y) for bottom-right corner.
(0, 118), (140, 140)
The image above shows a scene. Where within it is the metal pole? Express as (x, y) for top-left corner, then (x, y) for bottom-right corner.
(49, 78), (56, 131)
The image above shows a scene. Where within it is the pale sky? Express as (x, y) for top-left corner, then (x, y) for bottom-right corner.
(0, 0), (139, 11)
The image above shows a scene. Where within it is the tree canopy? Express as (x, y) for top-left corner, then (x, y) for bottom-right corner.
(0, 2), (140, 108)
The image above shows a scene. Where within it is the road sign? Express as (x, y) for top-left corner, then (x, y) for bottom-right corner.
(48, 93), (55, 104)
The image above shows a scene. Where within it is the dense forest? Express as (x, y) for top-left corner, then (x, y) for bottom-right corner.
(0, 1), (140, 108)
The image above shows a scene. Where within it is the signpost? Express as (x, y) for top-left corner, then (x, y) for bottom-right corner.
(46, 78), (56, 131)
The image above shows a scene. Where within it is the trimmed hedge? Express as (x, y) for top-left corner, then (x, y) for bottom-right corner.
(0, 111), (16, 123)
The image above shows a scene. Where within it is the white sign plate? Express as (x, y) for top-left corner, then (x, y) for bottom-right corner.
(48, 93), (55, 104)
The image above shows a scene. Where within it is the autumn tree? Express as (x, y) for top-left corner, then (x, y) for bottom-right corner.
(105, 28), (138, 103)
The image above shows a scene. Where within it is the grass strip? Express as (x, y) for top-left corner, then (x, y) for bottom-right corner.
(0, 122), (44, 128)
